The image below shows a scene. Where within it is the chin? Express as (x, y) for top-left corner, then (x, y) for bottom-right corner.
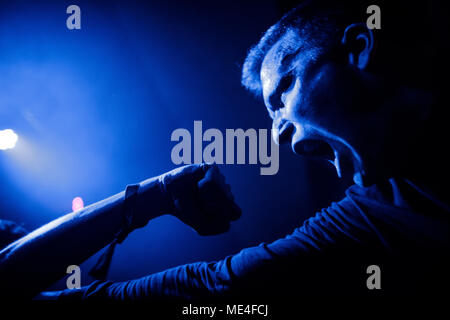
(353, 172), (365, 187)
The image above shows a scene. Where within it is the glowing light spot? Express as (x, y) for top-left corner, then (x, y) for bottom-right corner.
(0, 129), (18, 150)
(72, 197), (84, 212)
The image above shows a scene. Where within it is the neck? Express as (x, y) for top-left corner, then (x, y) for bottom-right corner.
(390, 87), (448, 204)
(360, 82), (444, 196)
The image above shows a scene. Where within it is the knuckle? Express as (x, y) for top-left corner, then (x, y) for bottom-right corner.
(199, 179), (216, 191)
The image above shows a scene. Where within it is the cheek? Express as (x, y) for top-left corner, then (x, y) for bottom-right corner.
(305, 68), (339, 111)
(304, 65), (363, 119)
(283, 77), (305, 120)
(293, 66), (361, 138)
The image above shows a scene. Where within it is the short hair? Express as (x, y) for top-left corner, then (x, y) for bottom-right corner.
(241, 0), (445, 95)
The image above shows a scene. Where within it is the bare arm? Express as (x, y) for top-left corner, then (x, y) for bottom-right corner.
(0, 175), (169, 298)
(0, 164), (240, 299)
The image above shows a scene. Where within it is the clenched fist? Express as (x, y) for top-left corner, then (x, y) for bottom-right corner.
(157, 164), (242, 235)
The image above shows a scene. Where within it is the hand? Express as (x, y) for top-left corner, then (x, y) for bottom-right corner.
(159, 163), (242, 235)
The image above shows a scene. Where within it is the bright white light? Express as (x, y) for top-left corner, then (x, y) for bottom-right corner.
(0, 129), (19, 150)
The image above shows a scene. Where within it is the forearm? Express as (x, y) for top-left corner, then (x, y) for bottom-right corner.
(55, 258), (235, 301)
(52, 199), (371, 301)
(0, 176), (167, 298)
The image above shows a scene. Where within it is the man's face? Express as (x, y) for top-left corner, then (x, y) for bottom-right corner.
(260, 29), (379, 186)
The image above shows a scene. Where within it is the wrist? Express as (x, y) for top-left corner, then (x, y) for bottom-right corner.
(136, 176), (174, 221)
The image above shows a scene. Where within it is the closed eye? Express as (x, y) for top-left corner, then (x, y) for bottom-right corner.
(268, 72), (295, 112)
(278, 72), (295, 95)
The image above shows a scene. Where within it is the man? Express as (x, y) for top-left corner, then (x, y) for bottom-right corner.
(1, 0), (448, 299)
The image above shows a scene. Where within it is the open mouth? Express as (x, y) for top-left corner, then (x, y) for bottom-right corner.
(292, 138), (355, 179)
(276, 121), (359, 180)
(293, 139), (335, 161)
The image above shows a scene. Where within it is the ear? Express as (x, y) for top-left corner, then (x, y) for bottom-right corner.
(341, 23), (374, 70)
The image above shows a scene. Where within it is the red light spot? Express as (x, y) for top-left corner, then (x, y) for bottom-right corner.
(72, 197), (84, 212)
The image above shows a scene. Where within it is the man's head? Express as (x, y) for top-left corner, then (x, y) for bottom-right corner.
(242, 0), (443, 186)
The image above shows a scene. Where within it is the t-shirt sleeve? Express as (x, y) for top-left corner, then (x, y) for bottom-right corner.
(58, 196), (387, 300)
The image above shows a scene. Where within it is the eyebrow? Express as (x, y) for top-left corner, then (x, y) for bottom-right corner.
(280, 47), (302, 71)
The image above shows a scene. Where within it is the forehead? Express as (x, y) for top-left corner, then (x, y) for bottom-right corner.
(260, 29), (304, 83)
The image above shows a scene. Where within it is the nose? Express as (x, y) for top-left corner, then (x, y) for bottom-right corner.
(266, 73), (295, 113)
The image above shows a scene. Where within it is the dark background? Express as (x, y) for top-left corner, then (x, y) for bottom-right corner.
(0, 0), (349, 290)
